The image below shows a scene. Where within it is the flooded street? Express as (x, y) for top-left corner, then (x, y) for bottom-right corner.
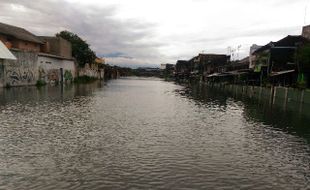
(0, 77), (309, 189)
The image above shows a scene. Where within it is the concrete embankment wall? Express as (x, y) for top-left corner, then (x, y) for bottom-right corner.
(206, 82), (310, 114)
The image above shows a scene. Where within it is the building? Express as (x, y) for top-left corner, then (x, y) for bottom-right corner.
(201, 54), (230, 76)
(39, 36), (72, 59)
(0, 41), (16, 87)
(0, 22), (77, 86)
(228, 56), (250, 72)
(38, 36), (76, 83)
(0, 22), (43, 52)
(175, 60), (190, 79)
(252, 35), (310, 86)
(302, 25), (310, 40)
(249, 44), (262, 69)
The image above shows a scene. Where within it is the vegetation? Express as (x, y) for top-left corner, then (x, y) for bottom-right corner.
(296, 44), (310, 88)
(74, 76), (97, 83)
(56, 31), (96, 67)
(36, 80), (47, 87)
(64, 70), (73, 82)
(296, 44), (310, 72)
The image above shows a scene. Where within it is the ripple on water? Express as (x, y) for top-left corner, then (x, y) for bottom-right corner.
(0, 79), (309, 190)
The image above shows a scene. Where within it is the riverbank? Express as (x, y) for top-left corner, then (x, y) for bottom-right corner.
(198, 81), (310, 118)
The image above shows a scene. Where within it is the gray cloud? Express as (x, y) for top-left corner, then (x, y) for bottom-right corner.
(0, 0), (308, 67)
(0, 0), (165, 67)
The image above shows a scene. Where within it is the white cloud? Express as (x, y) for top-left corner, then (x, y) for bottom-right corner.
(0, 0), (309, 67)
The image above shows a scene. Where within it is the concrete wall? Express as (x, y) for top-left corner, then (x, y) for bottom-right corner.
(0, 59), (4, 87)
(78, 63), (104, 79)
(206, 82), (310, 116)
(40, 37), (72, 59)
(302, 25), (310, 40)
(37, 55), (76, 83)
(0, 51), (77, 87)
(0, 34), (41, 52)
(1, 50), (38, 87)
(14, 41), (41, 52)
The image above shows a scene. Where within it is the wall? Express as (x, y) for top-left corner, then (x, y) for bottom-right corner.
(13, 41), (41, 52)
(2, 49), (38, 87)
(37, 54), (76, 83)
(0, 59), (4, 87)
(78, 63), (103, 79)
(0, 34), (41, 52)
(302, 25), (310, 40)
(206, 82), (310, 117)
(40, 37), (72, 59)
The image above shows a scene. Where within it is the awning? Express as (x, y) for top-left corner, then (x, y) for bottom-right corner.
(0, 41), (16, 60)
(270, 69), (295, 77)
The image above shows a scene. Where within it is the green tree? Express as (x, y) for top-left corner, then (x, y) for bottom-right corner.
(296, 44), (310, 72)
(296, 44), (310, 88)
(56, 31), (96, 67)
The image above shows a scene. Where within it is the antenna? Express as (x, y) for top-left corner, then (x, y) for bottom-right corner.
(305, 0), (310, 25)
(305, 5), (307, 25)
(237, 45), (241, 60)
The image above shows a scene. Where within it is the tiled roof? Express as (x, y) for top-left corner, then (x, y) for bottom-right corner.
(0, 22), (43, 44)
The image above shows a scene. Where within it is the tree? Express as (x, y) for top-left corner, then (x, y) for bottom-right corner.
(296, 44), (310, 88)
(296, 44), (310, 72)
(56, 31), (96, 67)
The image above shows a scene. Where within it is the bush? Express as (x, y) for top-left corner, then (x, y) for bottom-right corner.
(36, 80), (47, 87)
(74, 76), (97, 83)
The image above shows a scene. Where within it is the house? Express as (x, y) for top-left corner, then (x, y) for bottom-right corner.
(0, 22), (43, 52)
(201, 54), (230, 79)
(175, 60), (190, 80)
(228, 56), (250, 72)
(0, 41), (16, 87)
(252, 35), (310, 86)
(160, 63), (175, 78)
(39, 36), (72, 59)
(0, 22), (77, 86)
(249, 44), (262, 69)
(38, 36), (76, 83)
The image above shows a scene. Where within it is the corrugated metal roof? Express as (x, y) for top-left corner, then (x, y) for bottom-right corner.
(0, 41), (16, 60)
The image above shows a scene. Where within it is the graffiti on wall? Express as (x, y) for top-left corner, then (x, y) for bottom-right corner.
(64, 70), (73, 82)
(3, 50), (37, 86)
(47, 69), (59, 83)
(6, 69), (35, 85)
(0, 64), (3, 80)
(38, 67), (46, 81)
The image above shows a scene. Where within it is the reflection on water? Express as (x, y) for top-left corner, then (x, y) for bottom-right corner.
(0, 78), (309, 190)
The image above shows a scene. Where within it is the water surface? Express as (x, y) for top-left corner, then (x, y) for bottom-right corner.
(0, 78), (309, 189)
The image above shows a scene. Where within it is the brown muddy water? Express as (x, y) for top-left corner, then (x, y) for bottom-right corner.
(0, 77), (309, 189)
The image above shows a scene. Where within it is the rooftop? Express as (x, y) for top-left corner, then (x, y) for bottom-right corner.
(0, 22), (43, 44)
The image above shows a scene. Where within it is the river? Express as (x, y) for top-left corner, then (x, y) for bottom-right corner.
(0, 77), (309, 189)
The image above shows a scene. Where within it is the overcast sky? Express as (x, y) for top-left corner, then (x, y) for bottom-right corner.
(0, 0), (309, 67)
